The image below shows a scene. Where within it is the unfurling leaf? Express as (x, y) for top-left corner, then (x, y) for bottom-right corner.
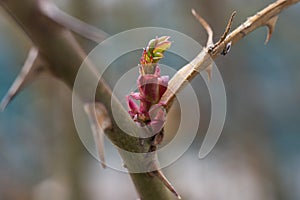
(127, 37), (171, 126)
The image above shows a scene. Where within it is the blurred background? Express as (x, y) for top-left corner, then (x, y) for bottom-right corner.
(0, 0), (300, 199)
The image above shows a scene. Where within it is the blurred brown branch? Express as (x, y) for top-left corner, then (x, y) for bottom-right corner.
(0, 0), (299, 199)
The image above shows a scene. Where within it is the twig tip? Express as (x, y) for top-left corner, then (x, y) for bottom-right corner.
(0, 100), (7, 112)
(0, 90), (15, 111)
(191, 8), (196, 16)
(232, 10), (237, 17)
(191, 8), (214, 47)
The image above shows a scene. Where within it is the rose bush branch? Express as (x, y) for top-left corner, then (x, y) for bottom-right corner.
(0, 0), (299, 199)
(161, 0), (300, 110)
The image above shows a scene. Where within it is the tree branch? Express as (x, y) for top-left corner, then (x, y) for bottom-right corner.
(161, 0), (300, 111)
(0, 0), (177, 199)
(0, 0), (299, 199)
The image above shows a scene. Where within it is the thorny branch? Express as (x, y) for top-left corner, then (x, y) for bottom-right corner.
(160, 0), (300, 111)
(0, 0), (299, 199)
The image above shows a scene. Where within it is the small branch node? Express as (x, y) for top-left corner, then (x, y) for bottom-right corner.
(210, 11), (236, 56)
(221, 41), (232, 56)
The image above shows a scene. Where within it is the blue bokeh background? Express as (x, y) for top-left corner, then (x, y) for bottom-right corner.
(0, 0), (300, 199)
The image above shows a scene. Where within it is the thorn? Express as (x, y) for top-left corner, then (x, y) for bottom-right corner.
(0, 47), (44, 111)
(40, 1), (109, 43)
(265, 15), (279, 44)
(205, 64), (213, 81)
(215, 11), (236, 47)
(149, 170), (181, 199)
(84, 102), (112, 168)
(192, 9), (214, 47)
